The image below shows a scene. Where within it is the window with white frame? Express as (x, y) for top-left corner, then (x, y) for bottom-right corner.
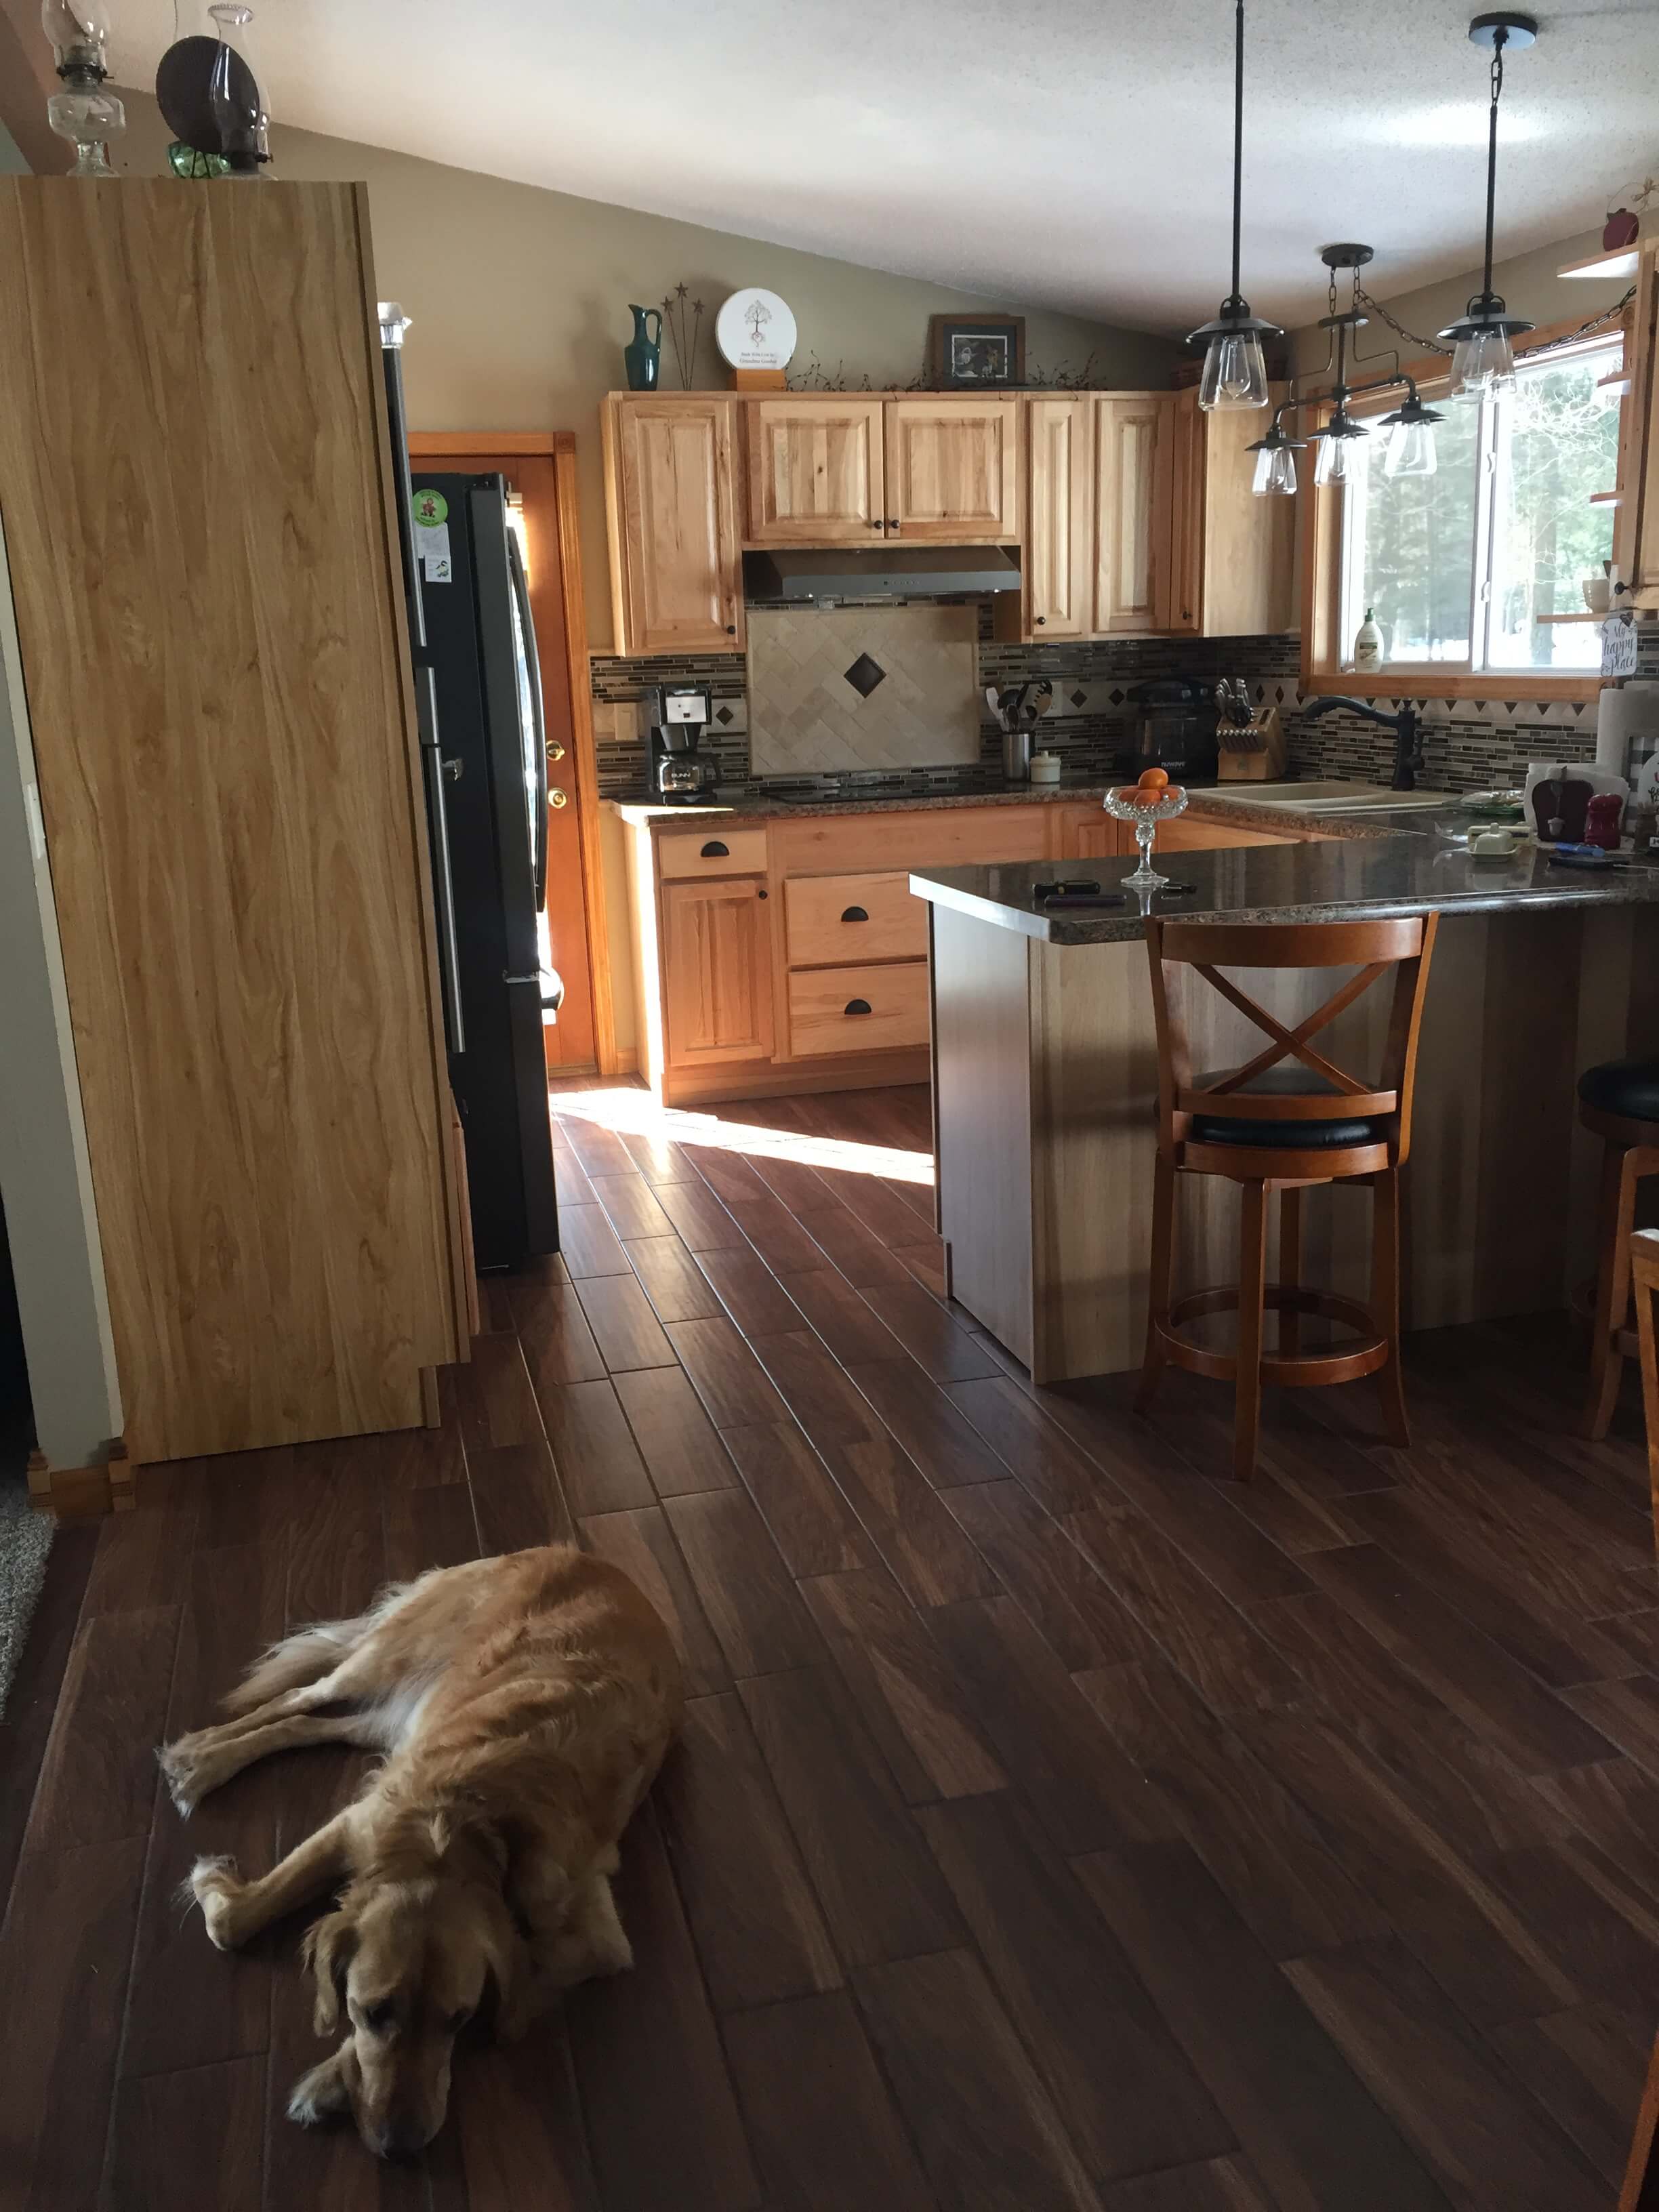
(1338, 335), (1622, 676)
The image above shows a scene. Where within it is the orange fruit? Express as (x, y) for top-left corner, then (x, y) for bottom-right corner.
(1137, 767), (1170, 790)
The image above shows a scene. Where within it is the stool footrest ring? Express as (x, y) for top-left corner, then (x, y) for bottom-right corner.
(1155, 1283), (1389, 1388)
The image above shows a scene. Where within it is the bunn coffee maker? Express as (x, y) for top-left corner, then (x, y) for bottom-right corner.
(645, 684), (716, 802)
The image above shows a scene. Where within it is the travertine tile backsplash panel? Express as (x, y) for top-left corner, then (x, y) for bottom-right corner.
(746, 606), (980, 777)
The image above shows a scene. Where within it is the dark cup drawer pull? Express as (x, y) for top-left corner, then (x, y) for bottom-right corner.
(699, 840), (729, 859)
(840, 904), (869, 923)
(844, 998), (873, 1017)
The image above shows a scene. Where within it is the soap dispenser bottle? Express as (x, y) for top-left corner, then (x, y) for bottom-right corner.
(1353, 608), (1383, 674)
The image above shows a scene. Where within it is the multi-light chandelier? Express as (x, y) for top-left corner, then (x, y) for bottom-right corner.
(1187, 5), (1539, 497)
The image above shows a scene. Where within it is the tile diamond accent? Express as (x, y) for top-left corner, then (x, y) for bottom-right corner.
(714, 705), (734, 726)
(1070, 688), (1088, 708)
(844, 653), (887, 699)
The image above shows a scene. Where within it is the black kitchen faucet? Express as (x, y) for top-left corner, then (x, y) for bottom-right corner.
(1302, 696), (1427, 792)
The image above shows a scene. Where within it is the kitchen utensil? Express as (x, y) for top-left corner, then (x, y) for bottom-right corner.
(1002, 725), (1032, 782)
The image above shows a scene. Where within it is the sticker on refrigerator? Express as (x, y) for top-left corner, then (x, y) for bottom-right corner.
(412, 488), (452, 581)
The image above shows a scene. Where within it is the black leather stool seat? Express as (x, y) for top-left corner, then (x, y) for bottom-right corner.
(1578, 1057), (1659, 1124)
(1189, 1068), (1389, 1149)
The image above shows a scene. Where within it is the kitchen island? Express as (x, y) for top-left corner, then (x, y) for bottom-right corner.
(913, 812), (1659, 1383)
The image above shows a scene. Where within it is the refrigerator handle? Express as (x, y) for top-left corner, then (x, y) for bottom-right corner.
(415, 665), (466, 1056)
(506, 526), (549, 914)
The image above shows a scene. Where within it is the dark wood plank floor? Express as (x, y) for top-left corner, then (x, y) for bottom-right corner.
(4, 1076), (1658, 2211)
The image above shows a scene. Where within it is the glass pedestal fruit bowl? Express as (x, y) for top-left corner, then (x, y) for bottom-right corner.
(1103, 770), (1189, 889)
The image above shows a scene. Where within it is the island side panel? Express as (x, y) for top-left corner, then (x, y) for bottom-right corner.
(930, 904), (1035, 1368)
(1027, 935), (1160, 1382)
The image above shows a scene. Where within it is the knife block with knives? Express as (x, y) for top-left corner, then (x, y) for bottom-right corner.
(1217, 703), (1287, 782)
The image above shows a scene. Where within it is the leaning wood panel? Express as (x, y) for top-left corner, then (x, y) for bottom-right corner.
(0, 180), (461, 1461)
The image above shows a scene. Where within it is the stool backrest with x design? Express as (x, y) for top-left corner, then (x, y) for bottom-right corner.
(1145, 914), (1439, 1179)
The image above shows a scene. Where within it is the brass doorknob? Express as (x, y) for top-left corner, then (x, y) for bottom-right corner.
(546, 739), (566, 762)
(548, 787), (569, 810)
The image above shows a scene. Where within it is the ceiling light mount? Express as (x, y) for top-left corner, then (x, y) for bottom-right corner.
(1467, 11), (1537, 52)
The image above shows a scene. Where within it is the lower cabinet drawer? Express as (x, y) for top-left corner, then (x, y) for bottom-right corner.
(785, 870), (928, 966)
(787, 960), (930, 1057)
(657, 825), (769, 878)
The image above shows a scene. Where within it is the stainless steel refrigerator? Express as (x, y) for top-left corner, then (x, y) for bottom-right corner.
(380, 313), (558, 1272)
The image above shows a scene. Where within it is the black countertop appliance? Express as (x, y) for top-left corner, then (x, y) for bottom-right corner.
(1127, 678), (1219, 783)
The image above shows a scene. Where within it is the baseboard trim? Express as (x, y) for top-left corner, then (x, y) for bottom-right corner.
(28, 1437), (132, 1520)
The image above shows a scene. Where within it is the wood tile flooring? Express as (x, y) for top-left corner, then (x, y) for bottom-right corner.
(4, 1078), (1658, 2209)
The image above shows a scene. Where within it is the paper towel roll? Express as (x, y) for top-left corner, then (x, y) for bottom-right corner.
(1597, 680), (1659, 779)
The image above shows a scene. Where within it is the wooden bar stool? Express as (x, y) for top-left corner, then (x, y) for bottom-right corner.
(1579, 1060), (1659, 1438)
(1138, 912), (1439, 1482)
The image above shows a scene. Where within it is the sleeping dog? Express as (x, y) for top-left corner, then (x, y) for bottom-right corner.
(158, 1544), (682, 2157)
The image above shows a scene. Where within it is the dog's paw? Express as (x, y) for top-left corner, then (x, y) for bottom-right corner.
(155, 1737), (197, 1816)
(288, 2052), (352, 2127)
(156, 1733), (213, 1817)
(185, 1855), (246, 1950)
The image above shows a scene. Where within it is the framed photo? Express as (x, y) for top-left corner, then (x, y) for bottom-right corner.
(929, 314), (1026, 391)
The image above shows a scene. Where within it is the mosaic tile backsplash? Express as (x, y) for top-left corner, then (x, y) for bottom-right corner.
(590, 608), (1654, 804)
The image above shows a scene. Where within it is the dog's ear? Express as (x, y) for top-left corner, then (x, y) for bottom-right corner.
(301, 1911), (356, 2036)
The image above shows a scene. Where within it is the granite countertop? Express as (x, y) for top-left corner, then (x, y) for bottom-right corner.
(609, 782), (1393, 836)
(910, 823), (1659, 945)
(607, 782), (1124, 826)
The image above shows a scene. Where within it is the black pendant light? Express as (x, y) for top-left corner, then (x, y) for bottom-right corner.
(1187, 0), (1282, 409)
(1437, 13), (1536, 395)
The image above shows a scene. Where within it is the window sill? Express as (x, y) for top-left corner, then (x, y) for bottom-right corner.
(1300, 672), (1599, 705)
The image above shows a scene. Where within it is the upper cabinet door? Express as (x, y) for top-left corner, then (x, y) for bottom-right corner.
(1164, 388), (1204, 634)
(1094, 395), (1171, 634)
(745, 398), (886, 542)
(884, 397), (1019, 540)
(1025, 396), (1092, 638)
(608, 396), (743, 653)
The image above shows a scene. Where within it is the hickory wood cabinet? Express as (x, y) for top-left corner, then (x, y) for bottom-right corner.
(1022, 387), (1295, 642)
(619, 798), (1313, 1105)
(602, 394), (745, 653)
(605, 393), (1021, 651)
(605, 388), (1292, 654)
(0, 180), (469, 1478)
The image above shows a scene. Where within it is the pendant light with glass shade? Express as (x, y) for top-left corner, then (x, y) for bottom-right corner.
(1245, 243), (1446, 497)
(1186, 0), (1281, 410)
(1436, 14), (1536, 396)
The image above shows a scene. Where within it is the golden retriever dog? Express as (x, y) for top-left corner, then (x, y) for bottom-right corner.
(157, 1543), (682, 2158)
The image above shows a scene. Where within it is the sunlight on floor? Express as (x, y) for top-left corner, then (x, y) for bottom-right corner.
(550, 1086), (935, 1189)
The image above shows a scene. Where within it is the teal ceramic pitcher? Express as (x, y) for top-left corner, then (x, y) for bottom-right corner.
(624, 306), (662, 392)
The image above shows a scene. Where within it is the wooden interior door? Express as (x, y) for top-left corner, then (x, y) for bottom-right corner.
(745, 398), (885, 541)
(660, 878), (775, 1067)
(884, 398), (1019, 540)
(1025, 396), (1092, 638)
(611, 396), (743, 651)
(1094, 394), (1170, 633)
(409, 434), (601, 1073)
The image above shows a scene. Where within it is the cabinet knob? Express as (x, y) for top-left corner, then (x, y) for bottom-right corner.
(725, 624), (737, 635)
(1035, 615), (1046, 626)
(840, 905), (869, 923)
(886, 519), (898, 530)
(844, 998), (872, 1017)
(757, 887), (768, 899)
(700, 840), (729, 858)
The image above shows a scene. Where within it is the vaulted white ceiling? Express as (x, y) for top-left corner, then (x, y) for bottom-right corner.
(114, 0), (1659, 333)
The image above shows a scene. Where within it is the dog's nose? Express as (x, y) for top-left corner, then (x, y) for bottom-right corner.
(374, 2119), (430, 2160)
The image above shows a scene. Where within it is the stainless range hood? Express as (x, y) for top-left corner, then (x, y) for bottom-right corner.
(743, 546), (1021, 602)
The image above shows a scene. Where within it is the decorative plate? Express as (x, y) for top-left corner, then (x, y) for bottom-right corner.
(715, 289), (798, 373)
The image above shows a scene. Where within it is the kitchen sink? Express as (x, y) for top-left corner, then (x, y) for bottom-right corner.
(1205, 780), (1459, 815)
